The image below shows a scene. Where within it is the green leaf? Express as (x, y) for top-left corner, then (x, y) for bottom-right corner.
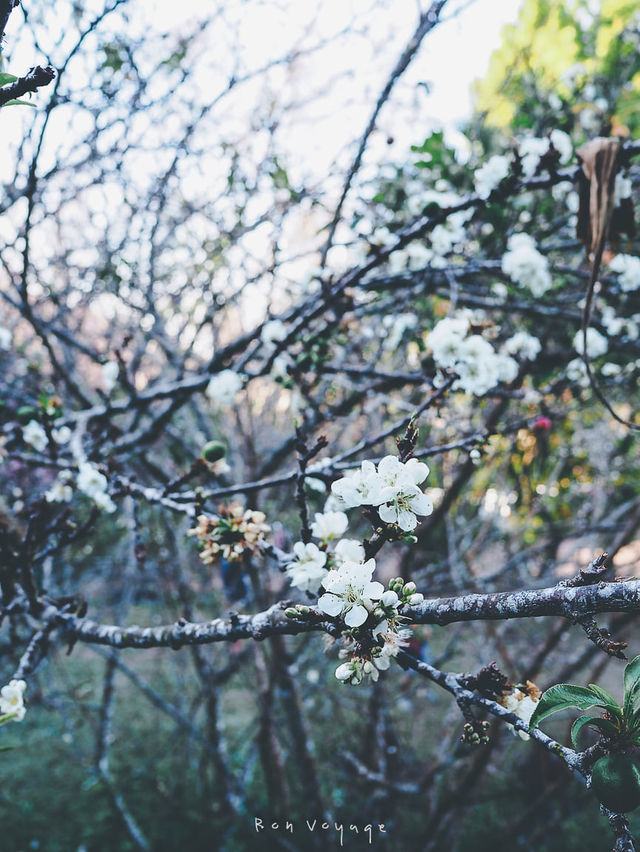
(528, 683), (617, 731)
(624, 656), (640, 699)
(587, 684), (623, 718)
(0, 744), (14, 753)
(571, 715), (619, 749)
(625, 684), (640, 723)
(1, 99), (36, 108)
(0, 72), (18, 85)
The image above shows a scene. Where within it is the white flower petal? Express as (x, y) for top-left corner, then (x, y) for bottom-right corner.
(344, 605), (369, 627)
(318, 594), (343, 617)
(364, 581), (385, 600)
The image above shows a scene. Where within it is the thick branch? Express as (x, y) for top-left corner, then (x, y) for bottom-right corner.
(0, 65), (55, 107)
(0, 0), (18, 46)
(41, 577), (640, 651)
(409, 578), (640, 626)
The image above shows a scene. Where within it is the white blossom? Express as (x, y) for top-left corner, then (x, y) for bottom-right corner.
(335, 662), (354, 683)
(205, 370), (244, 405)
(428, 313), (527, 396)
(261, 319), (287, 348)
(45, 470), (73, 503)
(454, 357), (500, 396)
(318, 559), (384, 627)
(614, 174), (632, 208)
(609, 254), (640, 292)
(549, 129), (572, 164)
(76, 462), (116, 513)
(310, 511), (348, 541)
(330, 460), (379, 508)
(502, 689), (539, 741)
(504, 331), (542, 361)
(573, 327), (608, 358)
(93, 490), (117, 513)
(430, 221), (466, 259)
(0, 679), (27, 721)
(52, 425), (72, 445)
(601, 305), (625, 336)
(566, 357), (590, 387)
(494, 352), (519, 383)
(518, 136), (549, 178)
(22, 420), (47, 452)
(102, 361), (120, 394)
(426, 315), (469, 367)
(370, 455), (433, 531)
(501, 233), (552, 296)
(333, 538), (365, 565)
(474, 154), (510, 200)
(382, 313), (418, 351)
(0, 326), (12, 350)
(285, 542), (327, 592)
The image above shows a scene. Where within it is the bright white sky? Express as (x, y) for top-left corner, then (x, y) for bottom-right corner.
(1, 0), (525, 333)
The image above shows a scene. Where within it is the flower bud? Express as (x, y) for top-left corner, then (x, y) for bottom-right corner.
(335, 663), (353, 682)
(380, 590), (399, 607)
(201, 441), (227, 463)
(284, 608), (299, 619)
(408, 593), (424, 606)
(403, 582), (417, 595)
(533, 415), (552, 432)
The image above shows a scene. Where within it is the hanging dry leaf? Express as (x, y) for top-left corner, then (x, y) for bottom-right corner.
(576, 137), (621, 259)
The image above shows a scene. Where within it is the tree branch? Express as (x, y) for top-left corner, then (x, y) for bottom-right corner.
(0, 65), (55, 107)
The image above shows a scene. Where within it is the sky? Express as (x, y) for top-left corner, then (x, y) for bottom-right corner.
(0, 0), (525, 331)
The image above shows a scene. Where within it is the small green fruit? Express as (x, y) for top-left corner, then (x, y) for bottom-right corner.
(202, 441), (226, 463)
(590, 754), (640, 812)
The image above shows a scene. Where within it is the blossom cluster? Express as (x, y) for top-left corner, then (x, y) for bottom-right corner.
(518, 130), (572, 176)
(284, 467), (427, 684)
(426, 312), (525, 396)
(189, 504), (270, 563)
(329, 571), (424, 684)
(22, 420), (71, 453)
(285, 512), (365, 592)
(500, 681), (541, 741)
(21, 416), (117, 513)
(501, 233), (552, 296)
(608, 253), (640, 293)
(372, 187), (474, 271)
(473, 130), (572, 199)
(76, 462), (117, 513)
(474, 154), (511, 200)
(288, 553), (425, 684)
(0, 679), (27, 723)
(206, 369), (245, 406)
(330, 455), (433, 532)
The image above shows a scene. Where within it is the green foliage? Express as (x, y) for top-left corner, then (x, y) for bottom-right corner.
(590, 754), (640, 812)
(531, 657), (640, 748)
(528, 683), (621, 730)
(473, 0), (640, 136)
